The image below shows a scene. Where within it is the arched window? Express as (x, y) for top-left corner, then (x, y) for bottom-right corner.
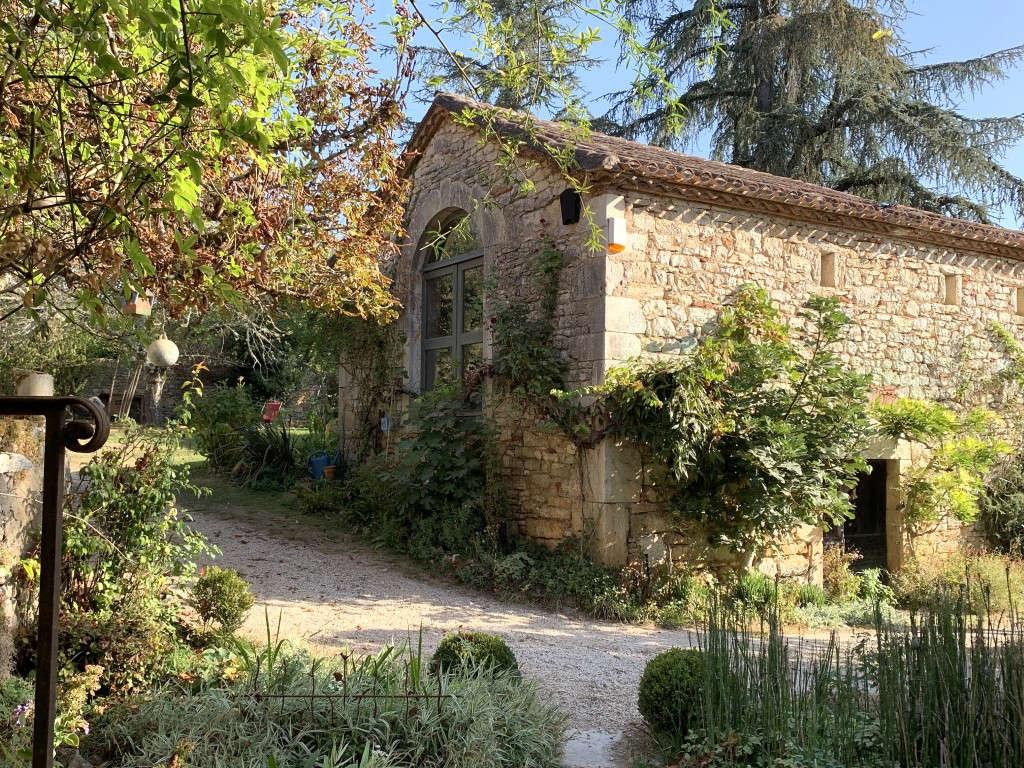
(419, 211), (484, 390)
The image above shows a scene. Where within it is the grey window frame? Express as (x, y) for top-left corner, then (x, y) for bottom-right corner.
(421, 235), (484, 391)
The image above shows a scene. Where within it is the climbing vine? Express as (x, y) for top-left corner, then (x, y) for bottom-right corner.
(552, 287), (874, 564)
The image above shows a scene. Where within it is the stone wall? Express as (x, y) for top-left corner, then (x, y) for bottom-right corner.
(601, 191), (1024, 573)
(0, 417), (45, 662)
(355, 119), (604, 546)
(349, 114), (1024, 579)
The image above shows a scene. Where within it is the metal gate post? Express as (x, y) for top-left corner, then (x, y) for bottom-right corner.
(0, 397), (109, 768)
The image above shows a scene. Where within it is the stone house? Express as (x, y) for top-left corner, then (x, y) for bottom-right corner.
(339, 92), (1024, 583)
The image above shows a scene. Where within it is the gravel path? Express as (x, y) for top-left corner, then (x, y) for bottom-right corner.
(186, 488), (854, 767)
(186, 489), (689, 765)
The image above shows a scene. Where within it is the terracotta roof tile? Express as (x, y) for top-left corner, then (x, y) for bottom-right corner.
(405, 92), (1024, 261)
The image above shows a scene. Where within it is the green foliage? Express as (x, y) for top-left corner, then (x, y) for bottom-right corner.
(730, 571), (775, 611)
(431, 632), (520, 677)
(342, 384), (490, 560)
(191, 567), (254, 634)
(0, 675), (33, 761)
(890, 551), (1024, 615)
(491, 244), (568, 402)
(665, 597), (1024, 768)
(0, 315), (122, 395)
(1, 0), (408, 323)
(874, 399), (1011, 528)
(637, 648), (705, 738)
(62, 422), (213, 614)
(822, 546), (862, 602)
(858, 568), (895, 606)
(611, 0), (1024, 223)
(980, 453), (1024, 554)
(55, 608), (175, 696)
(794, 583), (827, 609)
(89, 642), (565, 768)
(190, 382), (304, 486)
(190, 381), (259, 470)
(561, 286), (873, 561)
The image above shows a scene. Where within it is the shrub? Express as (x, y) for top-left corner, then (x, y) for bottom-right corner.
(980, 453), (1024, 554)
(62, 421), (213, 614)
(342, 385), (489, 558)
(191, 567), (254, 634)
(731, 570), (774, 609)
(190, 382), (256, 470)
(0, 674), (33, 755)
(431, 632), (519, 676)
(891, 551), (1024, 614)
(858, 568), (895, 605)
(56, 607), (177, 695)
(89, 643), (564, 768)
(794, 582), (828, 608)
(822, 545), (861, 601)
(637, 648), (705, 738)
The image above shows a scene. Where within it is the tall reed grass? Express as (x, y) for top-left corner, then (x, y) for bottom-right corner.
(677, 590), (1024, 767)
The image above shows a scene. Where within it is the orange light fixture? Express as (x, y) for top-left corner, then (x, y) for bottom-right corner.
(606, 217), (627, 254)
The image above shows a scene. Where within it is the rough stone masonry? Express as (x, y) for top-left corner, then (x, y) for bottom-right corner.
(338, 92), (1024, 584)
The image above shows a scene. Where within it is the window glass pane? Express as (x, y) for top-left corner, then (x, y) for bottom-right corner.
(443, 219), (480, 258)
(424, 273), (453, 338)
(422, 214), (480, 264)
(462, 266), (483, 333)
(424, 347), (453, 388)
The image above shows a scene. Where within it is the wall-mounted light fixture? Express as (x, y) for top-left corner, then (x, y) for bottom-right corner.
(606, 216), (627, 254)
(559, 188), (582, 225)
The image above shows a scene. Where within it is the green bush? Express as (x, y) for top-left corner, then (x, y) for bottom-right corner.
(980, 453), (1024, 554)
(431, 632), (519, 676)
(731, 570), (774, 609)
(191, 566), (254, 634)
(190, 382), (257, 470)
(794, 582), (828, 608)
(342, 385), (489, 558)
(858, 568), (895, 605)
(56, 607), (176, 695)
(62, 422), (212, 614)
(891, 551), (1024, 614)
(89, 643), (564, 768)
(822, 545), (861, 601)
(637, 648), (705, 738)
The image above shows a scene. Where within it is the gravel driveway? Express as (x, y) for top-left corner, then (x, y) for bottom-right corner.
(186, 487), (692, 766)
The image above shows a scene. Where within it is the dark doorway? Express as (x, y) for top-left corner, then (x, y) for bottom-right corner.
(845, 460), (888, 570)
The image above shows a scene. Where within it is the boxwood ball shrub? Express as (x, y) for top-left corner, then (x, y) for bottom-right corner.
(638, 648), (705, 738)
(190, 566), (254, 634)
(431, 632), (519, 676)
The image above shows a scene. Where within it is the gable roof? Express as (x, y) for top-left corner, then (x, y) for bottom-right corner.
(405, 92), (1024, 261)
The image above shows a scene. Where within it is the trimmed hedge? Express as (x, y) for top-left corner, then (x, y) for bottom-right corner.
(637, 647), (705, 738)
(431, 632), (519, 676)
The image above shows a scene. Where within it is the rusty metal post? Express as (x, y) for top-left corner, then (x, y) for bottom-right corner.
(0, 396), (109, 768)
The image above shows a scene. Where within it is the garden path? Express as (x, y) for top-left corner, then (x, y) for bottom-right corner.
(185, 483), (849, 768)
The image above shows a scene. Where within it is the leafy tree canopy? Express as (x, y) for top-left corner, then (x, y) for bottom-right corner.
(604, 0), (1024, 223)
(1, 0), (412, 328)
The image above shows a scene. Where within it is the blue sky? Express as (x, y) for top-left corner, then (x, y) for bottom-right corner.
(375, 1), (1024, 228)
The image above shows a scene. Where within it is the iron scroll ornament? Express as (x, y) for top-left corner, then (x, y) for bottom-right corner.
(0, 396), (110, 768)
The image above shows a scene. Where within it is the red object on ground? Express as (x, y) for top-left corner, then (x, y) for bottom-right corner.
(261, 401), (282, 422)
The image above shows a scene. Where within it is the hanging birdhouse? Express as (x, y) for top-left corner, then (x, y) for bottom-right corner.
(123, 291), (152, 317)
(146, 335), (179, 367)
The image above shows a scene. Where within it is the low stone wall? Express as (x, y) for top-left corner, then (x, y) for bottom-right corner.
(1, 417), (45, 667)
